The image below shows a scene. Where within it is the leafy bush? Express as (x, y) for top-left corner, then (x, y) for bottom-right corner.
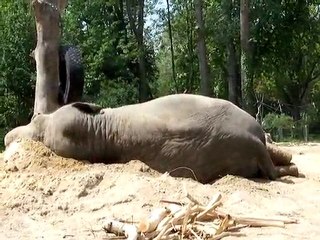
(262, 113), (294, 131)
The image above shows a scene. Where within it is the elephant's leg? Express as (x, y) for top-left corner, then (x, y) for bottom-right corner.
(58, 45), (84, 105)
(255, 140), (278, 180)
(275, 163), (300, 177)
(267, 143), (292, 166)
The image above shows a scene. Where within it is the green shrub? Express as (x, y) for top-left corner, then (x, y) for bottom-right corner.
(262, 113), (294, 131)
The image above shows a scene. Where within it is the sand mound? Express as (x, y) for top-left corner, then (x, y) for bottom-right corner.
(0, 139), (320, 239)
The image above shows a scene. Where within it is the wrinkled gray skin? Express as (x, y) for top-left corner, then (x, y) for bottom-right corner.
(5, 94), (279, 183)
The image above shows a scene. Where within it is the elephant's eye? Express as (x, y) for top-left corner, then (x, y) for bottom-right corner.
(31, 112), (41, 121)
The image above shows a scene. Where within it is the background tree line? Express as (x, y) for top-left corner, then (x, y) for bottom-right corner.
(1, 0), (320, 146)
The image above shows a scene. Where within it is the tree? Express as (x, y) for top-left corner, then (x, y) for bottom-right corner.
(165, 0), (178, 92)
(126, 0), (152, 102)
(252, 0), (320, 120)
(32, 0), (67, 114)
(224, 0), (241, 105)
(240, 0), (253, 113)
(0, 0), (36, 127)
(194, 0), (212, 96)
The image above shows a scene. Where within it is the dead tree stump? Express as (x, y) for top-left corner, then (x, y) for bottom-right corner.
(32, 0), (67, 115)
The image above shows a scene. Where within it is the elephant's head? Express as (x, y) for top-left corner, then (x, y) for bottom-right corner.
(4, 114), (49, 148)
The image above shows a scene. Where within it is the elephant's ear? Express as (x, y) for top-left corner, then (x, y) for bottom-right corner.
(71, 102), (103, 114)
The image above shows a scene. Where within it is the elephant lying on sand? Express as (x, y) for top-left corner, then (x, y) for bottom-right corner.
(4, 94), (298, 183)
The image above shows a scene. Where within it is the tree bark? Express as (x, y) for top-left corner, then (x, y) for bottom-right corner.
(240, 0), (252, 113)
(32, 0), (66, 115)
(125, 0), (150, 102)
(166, 0), (178, 93)
(194, 0), (212, 96)
(225, 0), (241, 106)
(227, 40), (241, 106)
(186, 0), (194, 92)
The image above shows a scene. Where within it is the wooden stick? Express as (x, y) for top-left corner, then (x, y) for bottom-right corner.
(236, 216), (297, 224)
(181, 203), (192, 237)
(217, 211), (297, 227)
(103, 220), (138, 240)
(156, 204), (203, 239)
(163, 225), (177, 237)
(235, 218), (285, 228)
(166, 204), (182, 215)
(174, 205), (203, 225)
(188, 227), (202, 240)
(138, 207), (170, 233)
(159, 199), (183, 206)
(209, 232), (246, 240)
(215, 214), (234, 235)
(160, 232), (179, 240)
(186, 192), (201, 205)
(193, 224), (218, 236)
(157, 204), (199, 231)
(156, 215), (173, 231)
(184, 182), (201, 205)
(227, 224), (249, 232)
(153, 224), (172, 240)
(103, 236), (126, 240)
(195, 193), (222, 220)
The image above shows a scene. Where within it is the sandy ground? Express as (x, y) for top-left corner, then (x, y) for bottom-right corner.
(0, 139), (319, 239)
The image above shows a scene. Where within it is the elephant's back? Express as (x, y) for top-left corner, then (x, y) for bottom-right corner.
(114, 94), (232, 121)
(203, 103), (266, 144)
(112, 94), (266, 145)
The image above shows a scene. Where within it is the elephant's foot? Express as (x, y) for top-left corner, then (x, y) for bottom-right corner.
(275, 163), (300, 177)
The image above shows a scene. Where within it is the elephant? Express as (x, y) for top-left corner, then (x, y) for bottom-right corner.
(4, 94), (299, 183)
(58, 45), (84, 105)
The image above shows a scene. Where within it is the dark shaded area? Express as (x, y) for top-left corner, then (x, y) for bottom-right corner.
(58, 45), (85, 105)
(71, 102), (103, 114)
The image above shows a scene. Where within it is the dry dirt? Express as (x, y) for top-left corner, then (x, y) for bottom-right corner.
(0, 139), (320, 239)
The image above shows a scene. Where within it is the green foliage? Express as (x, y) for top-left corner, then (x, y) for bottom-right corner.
(62, 0), (157, 106)
(251, 1), (320, 119)
(0, 0), (36, 128)
(156, 0), (200, 95)
(0, 127), (6, 151)
(262, 113), (294, 131)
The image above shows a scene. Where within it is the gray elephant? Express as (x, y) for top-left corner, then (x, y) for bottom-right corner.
(4, 94), (298, 183)
(58, 45), (84, 105)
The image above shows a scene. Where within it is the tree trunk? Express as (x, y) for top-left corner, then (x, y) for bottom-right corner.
(32, 0), (67, 115)
(125, 0), (150, 102)
(186, 0), (194, 93)
(225, 0), (241, 106)
(290, 105), (301, 121)
(227, 41), (241, 106)
(137, 38), (149, 101)
(194, 0), (212, 96)
(240, 0), (253, 113)
(166, 0), (178, 93)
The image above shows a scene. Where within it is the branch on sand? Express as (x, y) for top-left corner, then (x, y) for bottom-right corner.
(103, 191), (297, 239)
